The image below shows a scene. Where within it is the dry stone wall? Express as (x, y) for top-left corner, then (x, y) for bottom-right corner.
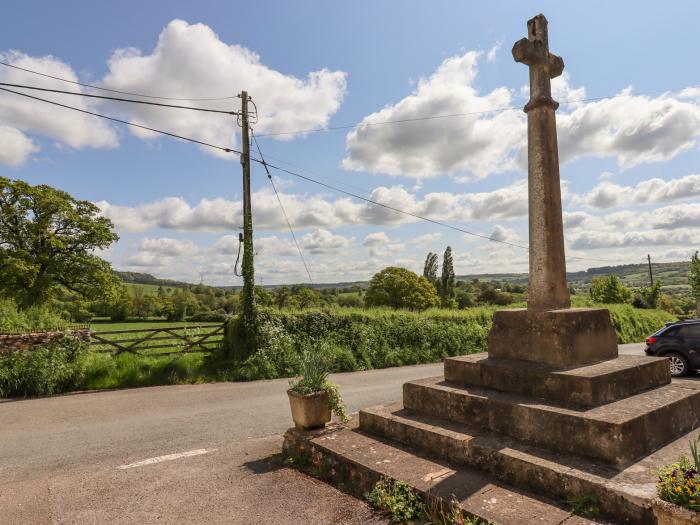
(0, 329), (91, 356)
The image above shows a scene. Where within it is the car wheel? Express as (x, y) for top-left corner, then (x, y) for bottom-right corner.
(666, 352), (689, 377)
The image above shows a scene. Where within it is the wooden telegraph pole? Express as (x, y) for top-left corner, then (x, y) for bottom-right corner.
(239, 91), (256, 333)
(647, 254), (654, 286)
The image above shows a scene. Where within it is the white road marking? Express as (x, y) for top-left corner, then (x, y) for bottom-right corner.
(117, 448), (214, 470)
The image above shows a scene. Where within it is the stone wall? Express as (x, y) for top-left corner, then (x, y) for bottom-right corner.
(0, 329), (91, 356)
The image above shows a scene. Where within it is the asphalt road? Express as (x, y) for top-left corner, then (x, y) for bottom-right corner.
(0, 344), (651, 523)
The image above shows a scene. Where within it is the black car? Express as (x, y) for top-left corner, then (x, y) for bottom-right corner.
(645, 320), (700, 377)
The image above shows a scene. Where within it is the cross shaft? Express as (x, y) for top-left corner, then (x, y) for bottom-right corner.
(513, 14), (570, 311)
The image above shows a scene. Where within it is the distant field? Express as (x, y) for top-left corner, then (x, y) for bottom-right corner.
(90, 320), (219, 332)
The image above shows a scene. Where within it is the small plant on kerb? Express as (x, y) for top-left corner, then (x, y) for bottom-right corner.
(288, 351), (348, 423)
(365, 477), (427, 523)
(565, 494), (599, 518)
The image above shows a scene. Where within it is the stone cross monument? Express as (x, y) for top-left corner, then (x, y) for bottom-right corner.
(512, 14), (570, 312)
(486, 14), (618, 367)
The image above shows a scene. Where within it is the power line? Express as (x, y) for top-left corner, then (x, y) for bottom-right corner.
(253, 85), (700, 138)
(0, 60), (237, 101)
(0, 86), (242, 155)
(251, 129), (314, 285)
(255, 158), (528, 250)
(252, 157), (625, 264)
(0, 80), (642, 265)
(0, 82), (239, 115)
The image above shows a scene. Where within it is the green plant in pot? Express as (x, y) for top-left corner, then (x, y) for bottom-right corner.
(288, 351), (348, 430)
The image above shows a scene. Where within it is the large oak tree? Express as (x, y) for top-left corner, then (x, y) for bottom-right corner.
(0, 177), (120, 308)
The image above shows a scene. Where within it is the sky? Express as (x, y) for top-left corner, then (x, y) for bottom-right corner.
(1, 1), (699, 286)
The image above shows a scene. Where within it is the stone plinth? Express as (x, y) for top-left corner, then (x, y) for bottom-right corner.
(488, 308), (618, 367)
(402, 376), (700, 468)
(444, 353), (670, 407)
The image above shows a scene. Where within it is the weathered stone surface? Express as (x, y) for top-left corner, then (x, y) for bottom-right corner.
(444, 353), (670, 407)
(488, 308), (618, 367)
(402, 377), (700, 467)
(283, 424), (603, 525)
(359, 403), (654, 524)
(513, 14), (569, 312)
(651, 498), (700, 525)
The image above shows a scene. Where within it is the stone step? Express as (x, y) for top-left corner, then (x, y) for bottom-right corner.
(444, 353), (670, 408)
(359, 403), (656, 524)
(283, 423), (608, 525)
(403, 376), (700, 467)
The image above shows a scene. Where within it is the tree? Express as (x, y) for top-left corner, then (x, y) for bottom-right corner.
(690, 251), (700, 317)
(423, 252), (439, 288)
(365, 267), (439, 310)
(296, 287), (320, 309)
(440, 246), (456, 307)
(0, 177), (119, 308)
(589, 275), (632, 304)
(633, 281), (662, 309)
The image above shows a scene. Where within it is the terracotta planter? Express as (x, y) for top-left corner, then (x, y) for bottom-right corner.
(287, 389), (332, 430)
(651, 497), (700, 525)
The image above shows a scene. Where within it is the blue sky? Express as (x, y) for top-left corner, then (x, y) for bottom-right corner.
(1, 1), (699, 285)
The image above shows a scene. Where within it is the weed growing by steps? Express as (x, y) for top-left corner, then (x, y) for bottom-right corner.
(365, 478), (427, 523)
(364, 477), (493, 524)
(565, 494), (600, 518)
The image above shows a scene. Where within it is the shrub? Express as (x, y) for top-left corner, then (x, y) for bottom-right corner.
(606, 304), (675, 343)
(365, 267), (440, 310)
(0, 336), (87, 398)
(589, 275), (632, 304)
(0, 298), (69, 333)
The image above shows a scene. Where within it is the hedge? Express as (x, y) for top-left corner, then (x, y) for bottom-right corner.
(224, 304), (674, 381)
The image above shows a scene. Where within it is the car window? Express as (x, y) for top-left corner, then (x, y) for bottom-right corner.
(686, 324), (700, 337)
(662, 327), (679, 336)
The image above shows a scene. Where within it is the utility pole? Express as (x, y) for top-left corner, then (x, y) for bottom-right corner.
(647, 254), (654, 286)
(239, 90), (256, 332)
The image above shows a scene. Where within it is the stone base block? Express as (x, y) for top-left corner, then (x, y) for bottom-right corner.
(359, 402), (700, 524)
(488, 308), (618, 367)
(283, 423), (601, 525)
(444, 353), (670, 407)
(403, 376), (700, 467)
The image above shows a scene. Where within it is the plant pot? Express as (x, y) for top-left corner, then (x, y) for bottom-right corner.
(651, 497), (700, 525)
(287, 389), (332, 430)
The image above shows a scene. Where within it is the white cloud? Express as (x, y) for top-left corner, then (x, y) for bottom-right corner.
(343, 50), (700, 180)
(573, 174), (700, 209)
(363, 232), (390, 246)
(486, 43), (500, 63)
(342, 51), (523, 179)
(97, 180), (530, 234)
(569, 228), (698, 250)
(301, 229), (352, 254)
(413, 233), (442, 245)
(557, 89), (700, 169)
(489, 225), (519, 243)
(101, 19), (347, 157)
(138, 237), (197, 256)
(0, 52), (118, 165)
(362, 231), (406, 257)
(0, 126), (38, 166)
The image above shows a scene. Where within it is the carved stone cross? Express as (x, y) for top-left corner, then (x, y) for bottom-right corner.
(513, 14), (570, 311)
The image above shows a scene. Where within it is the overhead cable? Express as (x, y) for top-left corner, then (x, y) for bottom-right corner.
(0, 60), (237, 101)
(253, 85), (699, 138)
(0, 82), (239, 115)
(0, 86), (242, 154)
(251, 129), (314, 284)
